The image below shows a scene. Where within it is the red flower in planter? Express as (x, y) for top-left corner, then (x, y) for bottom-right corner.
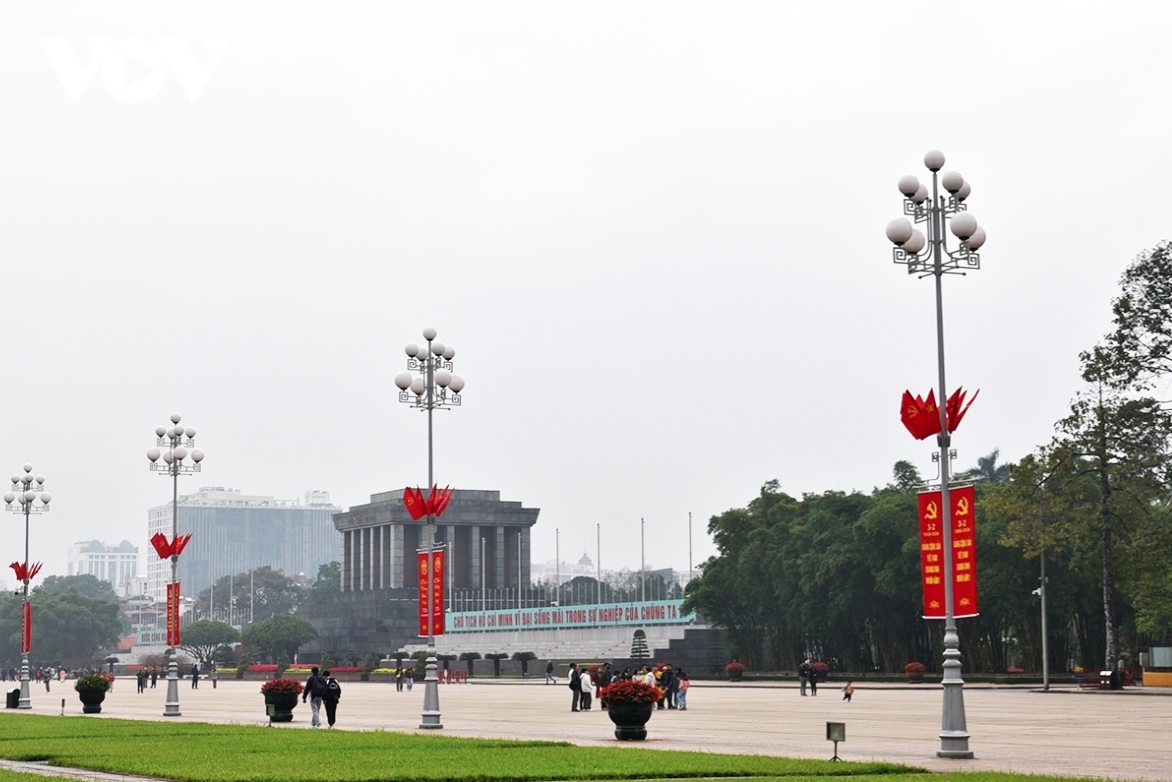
(599, 679), (662, 704)
(260, 678), (304, 696)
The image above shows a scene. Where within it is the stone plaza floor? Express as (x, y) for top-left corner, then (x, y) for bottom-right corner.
(6, 677), (1170, 781)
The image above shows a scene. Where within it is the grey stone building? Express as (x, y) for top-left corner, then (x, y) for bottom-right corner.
(305, 488), (539, 653)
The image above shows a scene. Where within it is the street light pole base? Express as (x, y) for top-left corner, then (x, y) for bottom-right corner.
(418, 655), (443, 730)
(163, 649), (181, 717)
(419, 711), (443, 729)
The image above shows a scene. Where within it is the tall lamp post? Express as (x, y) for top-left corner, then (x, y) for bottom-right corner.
(394, 326), (465, 730)
(146, 412), (204, 718)
(886, 149), (986, 759)
(4, 465), (51, 709)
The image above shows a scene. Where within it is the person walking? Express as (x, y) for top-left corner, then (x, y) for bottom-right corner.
(545, 660), (556, 684)
(798, 659), (810, 696)
(598, 663), (613, 709)
(190, 663), (200, 689)
(568, 663), (582, 712)
(841, 681), (853, 702)
(211, 667), (218, 689)
(807, 663), (818, 696)
(405, 666), (414, 691)
(394, 666), (404, 692)
(150, 667), (158, 688)
(322, 670), (341, 728)
(302, 666), (326, 728)
(677, 670), (689, 711)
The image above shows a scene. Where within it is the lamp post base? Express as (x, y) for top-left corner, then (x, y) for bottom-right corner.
(418, 655), (443, 729)
(163, 649), (181, 717)
(17, 655), (30, 709)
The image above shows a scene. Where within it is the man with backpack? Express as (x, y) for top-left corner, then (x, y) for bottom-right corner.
(322, 670), (342, 728)
(302, 666), (327, 728)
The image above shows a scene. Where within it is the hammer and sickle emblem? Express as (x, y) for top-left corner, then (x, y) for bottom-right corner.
(924, 502), (939, 520)
(420, 560), (428, 576)
(957, 498), (970, 516)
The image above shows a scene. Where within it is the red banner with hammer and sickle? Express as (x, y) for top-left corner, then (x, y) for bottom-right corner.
(21, 601), (31, 654)
(166, 582), (181, 646)
(431, 550), (445, 636)
(417, 552), (430, 637)
(917, 485), (979, 619)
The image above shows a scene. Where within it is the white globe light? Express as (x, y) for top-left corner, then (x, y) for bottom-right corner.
(898, 175), (920, 197)
(147, 448), (161, 462)
(410, 377), (426, 396)
(950, 212), (978, 240)
(924, 149), (945, 171)
(39, 492), (51, 505)
(450, 375), (465, 393)
(435, 369), (452, 387)
(431, 340), (445, 356)
(967, 226), (987, 250)
(956, 181), (972, 201)
(23, 464), (32, 473)
(394, 372), (413, 390)
(941, 171), (964, 194)
(913, 184), (929, 204)
(422, 326), (437, 341)
(155, 426), (167, 438)
(166, 428), (177, 439)
(171, 412), (182, 424)
(35, 475), (44, 484)
(3, 492), (13, 504)
(903, 230), (926, 254)
(191, 449), (205, 463)
(163, 452), (175, 464)
(18, 493), (29, 505)
(185, 427), (196, 439)
(9, 475), (18, 485)
(21, 474), (31, 484)
(443, 346), (455, 360)
(885, 218), (913, 246)
(23, 491), (35, 503)
(174, 446), (188, 461)
(405, 343), (419, 357)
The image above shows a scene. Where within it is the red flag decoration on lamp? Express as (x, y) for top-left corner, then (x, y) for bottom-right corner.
(900, 387), (979, 440)
(150, 533), (193, 560)
(9, 561), (43, 583)
(402, 486), (455, 520)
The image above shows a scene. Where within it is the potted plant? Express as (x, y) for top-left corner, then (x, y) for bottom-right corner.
(725, 661), (745, 682)
(599, 678), (662, 740)
(74, 673), (111, 714)
(260, 678), (303, 723)
(362, 652), (381, 681)
(905, 661), (926, 683)
(813, 661), (829, 682)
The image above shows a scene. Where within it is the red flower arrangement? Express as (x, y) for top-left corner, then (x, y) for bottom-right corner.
(904, 661), (926, 673)
(813, 661), (829, 674)
(599, 679), (662, 704)
(725, 661), (744, 673)
(248, 664), (279, 673)
(260, 678), (304, 696)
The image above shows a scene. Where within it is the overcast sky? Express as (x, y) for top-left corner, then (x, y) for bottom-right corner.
(2, 1), (1170, 584)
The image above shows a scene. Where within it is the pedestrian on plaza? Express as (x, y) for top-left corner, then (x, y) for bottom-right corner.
(545, 660), (556, 684)
(190, 663), (200, 689)
(807, 663), (818, 696)
(660, 664), (676, 709)
(394, 666), (403, 691)
(136, 670), (145, 693)
(302, 666), (327, 728)
(211, 666), (218, 689)
(598, 663), (613, 709)
(150, 667), (158, 688)
(677, 670), (690, 710)
(841, 681), (853, 702)
(322, 670), (341, 728)
(43, 669), (50, 692)
(568, 662), (582, 712)
(405, 666), (414, 691)
(798, 659), (810, 696)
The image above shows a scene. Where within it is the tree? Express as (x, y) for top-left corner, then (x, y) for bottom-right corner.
(193, 566), (302, 625)
(240, 615), (317, 662)
(630, 629), (650, 659)
(959, 448), (1010, 484)
(179, 620), (240, 664)
(306, 561), (341, 607)
(459, 651), (481, 675)
(1098, 241), (1172, 384)
(485, 652), (508, 677)
(890, 460), (923, 492)
(0, 591), (121, 663)
(37, 575), (119, 603)
(512, 650), (537, 676)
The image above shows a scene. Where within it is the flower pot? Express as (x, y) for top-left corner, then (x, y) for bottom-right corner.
(78, 690), (105, 714)
(264, 692), (299, 723)
(906, 672), (925, 684)
(727, 670), (743, 682)
(606, 701), (654, 741)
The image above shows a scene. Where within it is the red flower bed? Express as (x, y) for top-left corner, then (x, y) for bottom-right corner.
(248, 664), (279, 673)
(599, 679), (662, 704)
(260, 678), (304, 696)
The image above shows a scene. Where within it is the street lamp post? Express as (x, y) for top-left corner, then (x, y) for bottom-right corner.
(146, 412), (204, 718)
(394, 326), (465, 730)
(4, 464), (51, 709)
(886, 149), (986, 759)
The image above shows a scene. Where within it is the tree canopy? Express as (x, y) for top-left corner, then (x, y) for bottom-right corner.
(240, 615), (317, 662)
(0, 591), (122, 664)
(179, 620), (240, 664)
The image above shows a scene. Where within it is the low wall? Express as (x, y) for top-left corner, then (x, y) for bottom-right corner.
(1143, 670), (1172, 687)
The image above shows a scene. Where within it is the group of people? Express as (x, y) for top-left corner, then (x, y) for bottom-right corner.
(391, 666), (416, 691)
(798, 659), (854, 701)
(134, 667), (160, 692)
(301, 666), (342, 728)
(566, 661), (690, 712)
(2, 666), (68, 692)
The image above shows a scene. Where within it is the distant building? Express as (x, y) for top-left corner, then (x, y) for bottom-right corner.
(67, 540), (140, 590)
(534, 551), (597, 584)
(146, 487), (340, 602)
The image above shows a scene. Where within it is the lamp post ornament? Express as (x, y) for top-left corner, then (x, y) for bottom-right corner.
(887, 149), (986, 760)
(146, 413), (204, 717)
(395, 327), (465, 729)
(5, 465), (51, 710)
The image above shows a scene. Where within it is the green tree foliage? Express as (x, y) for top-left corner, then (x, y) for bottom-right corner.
(193, 566), (303, 624)
(240, 615), (317, 662)
(630, 629), (650, 659)
(0, 591), (121, 663)
(306, 561), (341, 607)
(38, 574), (119, 602)
(1098, 240), (1172, 384)
(179, 620), (240, 664)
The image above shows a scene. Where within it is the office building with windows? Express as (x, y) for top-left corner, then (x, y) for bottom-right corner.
(67, 540), (140, 590)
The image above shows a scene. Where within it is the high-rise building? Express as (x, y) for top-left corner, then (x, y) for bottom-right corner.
(146, 487), (340, 602)
(67, 540), (139, 590)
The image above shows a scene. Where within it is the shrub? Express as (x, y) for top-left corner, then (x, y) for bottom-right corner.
(74, 674), (111, 693)
(260, 678), (304, 696)
(725, 661), (745, 673)
(813, 661), (829, 674)
(599, 679), (662, 704)
(904, 661), (926, 673)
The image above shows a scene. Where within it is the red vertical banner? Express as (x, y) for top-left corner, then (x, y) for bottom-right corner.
(917, 491), (946, 618)
(21, 602), (31, 655)
(950, 485), (979, 618)
(166, 582), (181, 646)
(918, 486), (979, 619)
(431, 549), (445, 636)
(417, 552), (430, 637)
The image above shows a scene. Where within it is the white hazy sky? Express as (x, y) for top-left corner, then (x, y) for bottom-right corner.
(1, 1), (1170, 582)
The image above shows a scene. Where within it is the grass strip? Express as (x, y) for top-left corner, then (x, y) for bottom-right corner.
(0, 715), (915, 782)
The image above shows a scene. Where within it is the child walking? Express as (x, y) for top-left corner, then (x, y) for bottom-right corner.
(841, 681), (854, 702)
